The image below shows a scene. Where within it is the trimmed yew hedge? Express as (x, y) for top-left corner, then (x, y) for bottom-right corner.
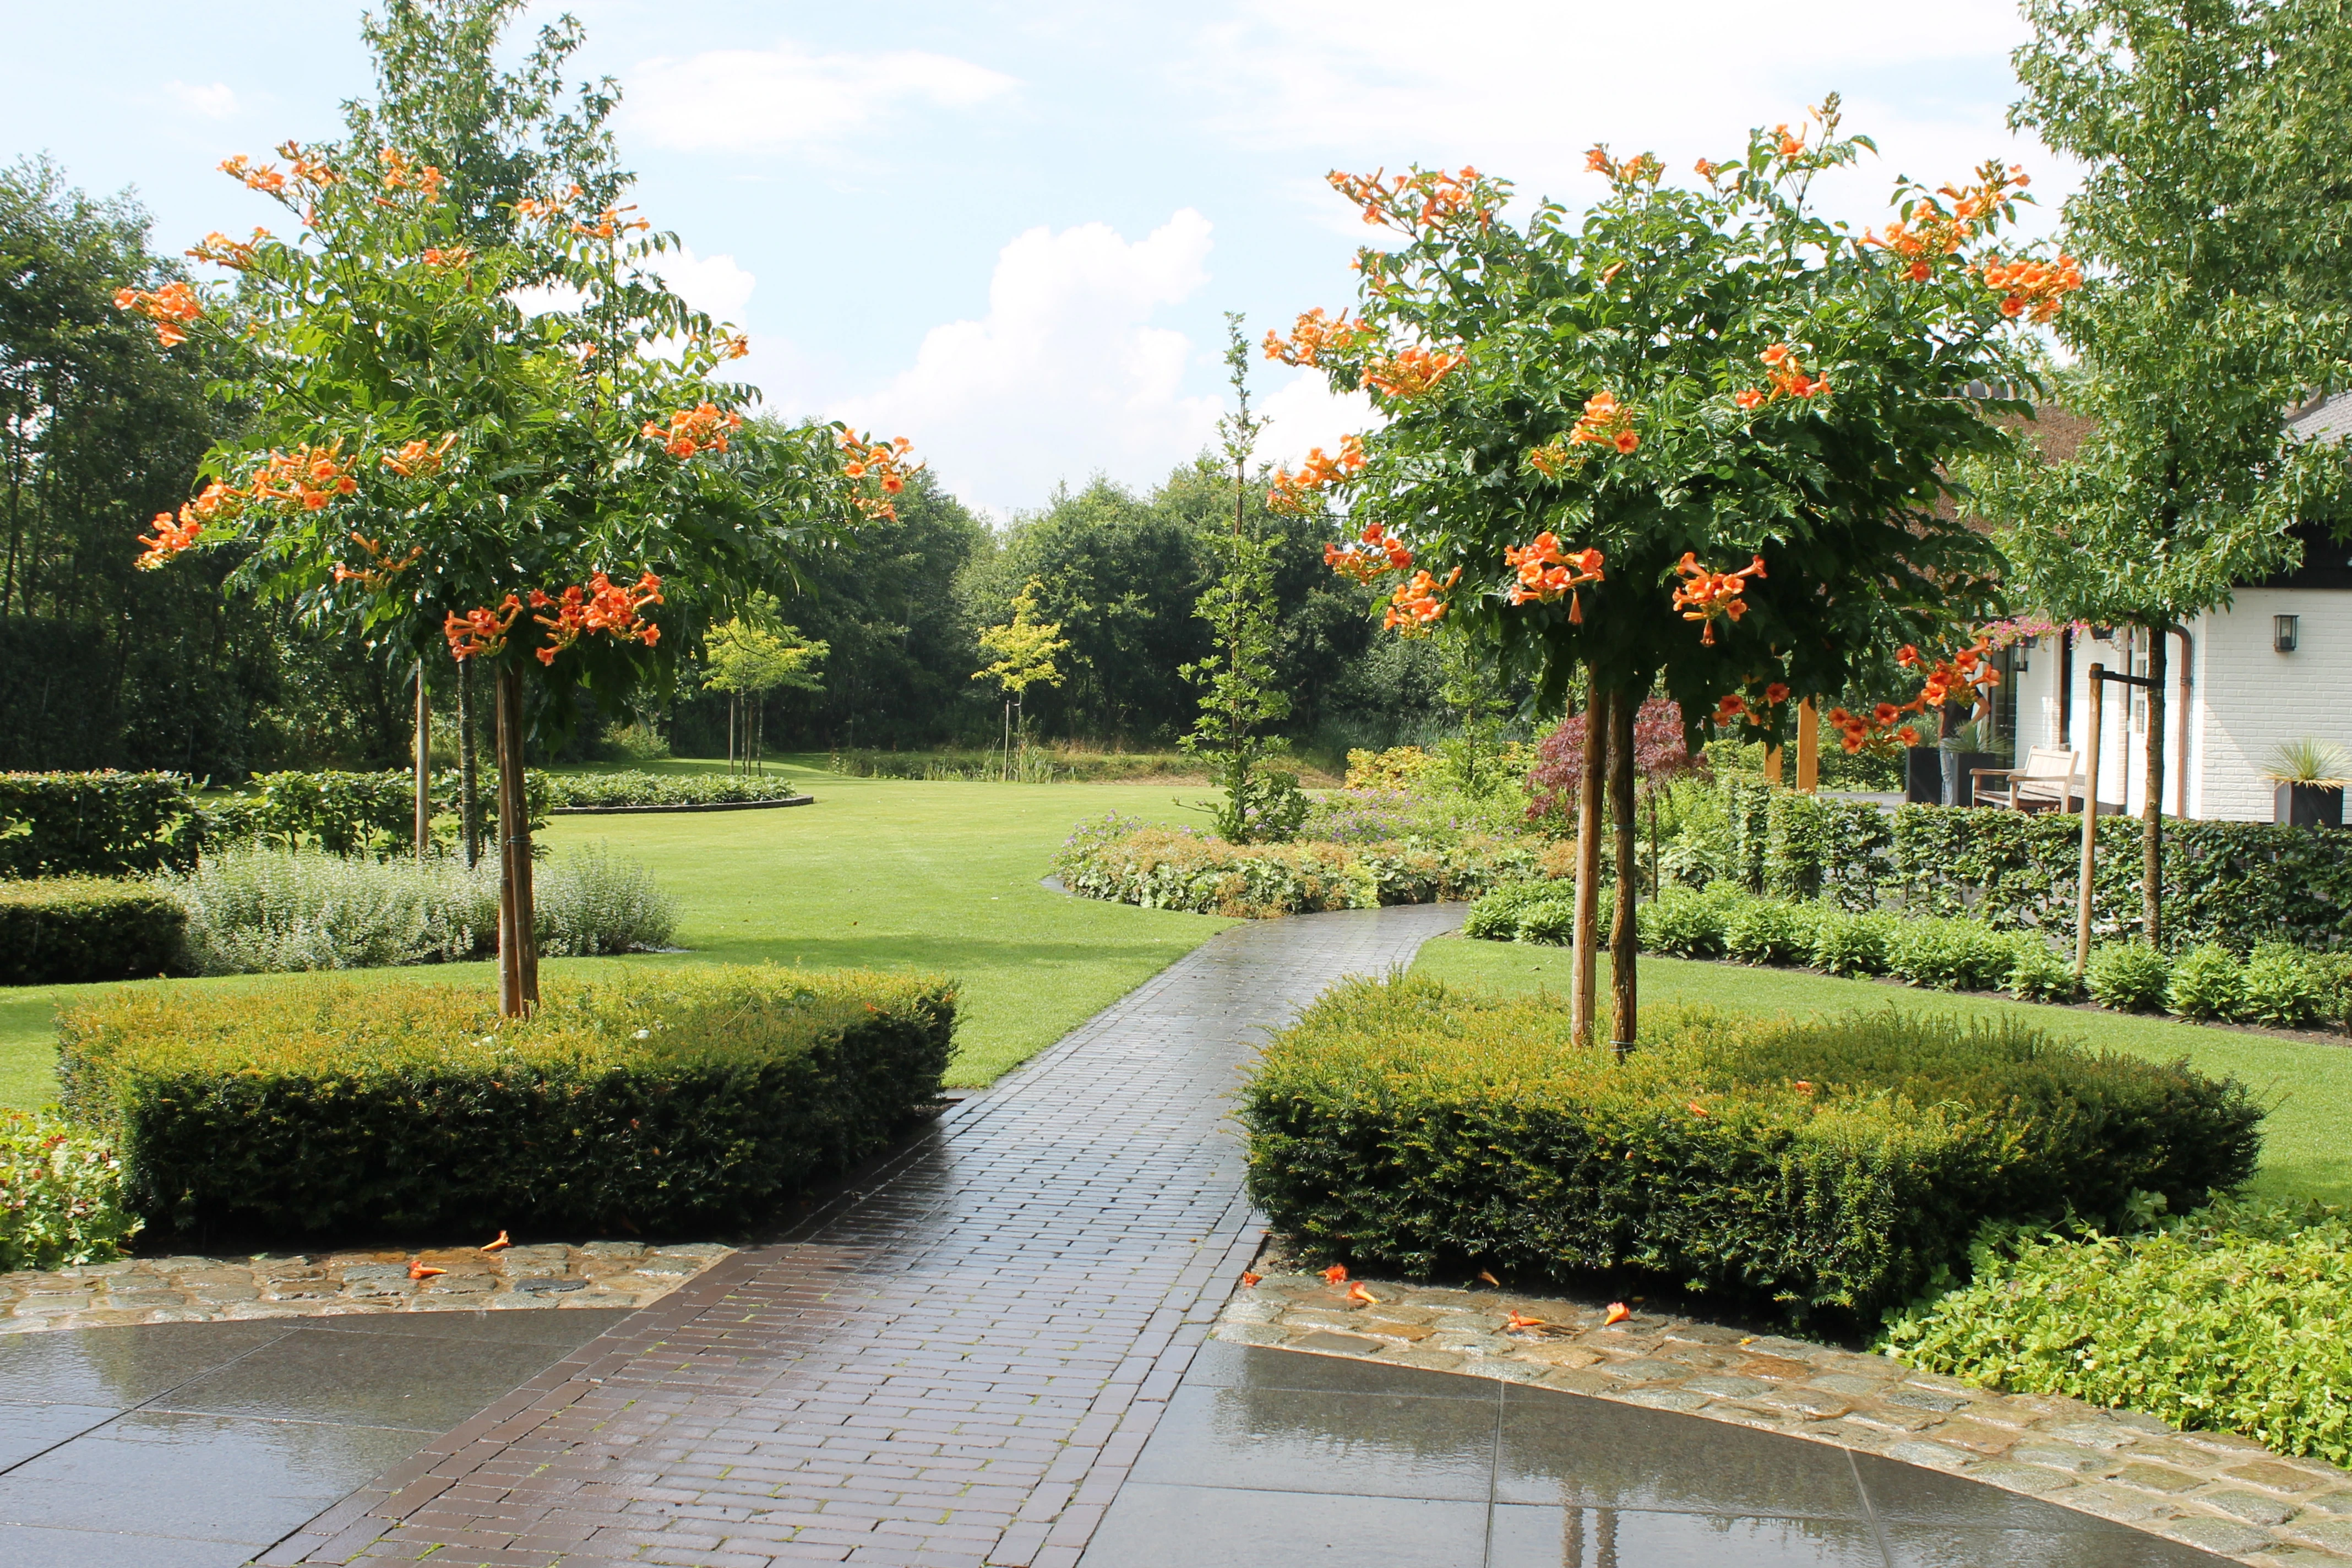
(1239, 978), (2261, 1324)
(57, 965), (956, 1237)
(0, 877), (186, 985)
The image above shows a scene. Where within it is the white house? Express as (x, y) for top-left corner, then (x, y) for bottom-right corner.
(2001, 392), (2352, 822)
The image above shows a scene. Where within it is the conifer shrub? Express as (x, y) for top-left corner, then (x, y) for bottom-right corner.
(1239, 979), (2260, 1324)
(57, 965), (956, 1238)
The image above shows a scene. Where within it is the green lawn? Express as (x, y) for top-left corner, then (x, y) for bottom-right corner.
(0, 761), (1230, 1108)
(1413, 935), (2352, 1207)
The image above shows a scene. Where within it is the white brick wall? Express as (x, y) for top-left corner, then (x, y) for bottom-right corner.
(2000, 595), (2352, 822)
(2191, 589), (2352, 821)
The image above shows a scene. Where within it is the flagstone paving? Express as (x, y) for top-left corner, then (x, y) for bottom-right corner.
(0, 1243), (733, 1332)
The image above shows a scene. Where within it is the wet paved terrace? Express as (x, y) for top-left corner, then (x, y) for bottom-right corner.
(0, 905), (2244, 1566)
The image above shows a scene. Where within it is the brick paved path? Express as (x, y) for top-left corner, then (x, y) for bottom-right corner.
(266, 904), (1462, 1568)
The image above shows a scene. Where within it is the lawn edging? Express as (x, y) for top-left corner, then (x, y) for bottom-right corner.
(546, 794), (813, 815)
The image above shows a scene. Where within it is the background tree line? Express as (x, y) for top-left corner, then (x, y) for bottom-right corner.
(0, 156), (1458, 775)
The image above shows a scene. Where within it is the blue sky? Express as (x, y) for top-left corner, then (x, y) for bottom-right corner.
(1, 1), (2065, 518)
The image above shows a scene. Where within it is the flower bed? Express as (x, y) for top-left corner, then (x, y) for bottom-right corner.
(58, 964), (955, 1237)
(1239, 977), (2261, 1325)
(0, 1110), (141, 1271)
(1053, 814), (1538, 918)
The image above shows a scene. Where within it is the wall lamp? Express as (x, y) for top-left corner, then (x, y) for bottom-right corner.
(2277, 614), (2300, 654)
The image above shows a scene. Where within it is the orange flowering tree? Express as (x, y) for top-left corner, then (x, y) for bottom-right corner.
(1273, 99), (2075, 1046)
(125, 138), (901, 1014)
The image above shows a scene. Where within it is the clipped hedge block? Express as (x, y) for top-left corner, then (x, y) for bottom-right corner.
(0, 876), (186, 986)
(1239, 978), (2261, 1324)
(58, 965), (956, 1237)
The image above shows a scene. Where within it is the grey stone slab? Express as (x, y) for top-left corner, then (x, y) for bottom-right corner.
(1856, 1449), (2145, 1532)
(0, 1320), (292, 1407)
(1489, 1503), (1888, 1566)
(0, 1409), (425, 1543)
(1077, 1482), (1487, 1566)
(274, 1304), (632, 1348)
(1126, 1382), (1500, 1501)
(0, 1522), (258, 1568)
(144, 1324), (579, 1431)
(1185, 1341), (1495, 1401)
(1494, 1381), (1871, 1520)
(1881, 1521), (2239, 1566)
(0, 1398), (119, 1467)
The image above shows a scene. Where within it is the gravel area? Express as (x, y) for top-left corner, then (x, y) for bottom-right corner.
(1218, 1260), (2352, 1565)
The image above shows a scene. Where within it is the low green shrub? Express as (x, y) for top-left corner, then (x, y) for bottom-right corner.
(538, 770), (804, 809)
(1724, 896), (1813, 966)
(2166, 944), (2245, 1022)
(1240, 979), (2261, 1324)
(1637, 883), (1735, 959)
(58, 965), (956, 1237)
(157, 846), (676, 974)
(2086, 941), (2173, 1013)
(2006, 939), (2078, 1004)
(1886, 916), (2018, 993)
(1462, 879), (1550, 940)
(2237, 944), (2328, 1030)
(0, 876), (187, 986)
(1055, 818), (1537, 917)
(1884, 1203), (2352, 1467)
(0, 1110), (143, 1271)
(1808, 906), (1894, 978)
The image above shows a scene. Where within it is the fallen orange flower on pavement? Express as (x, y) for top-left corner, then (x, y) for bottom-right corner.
(1240, 1272), (1262, 1288)
(1323, 1264), (1348, 1284)
(482, 1230), (511, 1252)
(409, 1260), (446, 1280)
(1347, 1282), (1381, 1305)
(1603, 1302), (1631, 1326)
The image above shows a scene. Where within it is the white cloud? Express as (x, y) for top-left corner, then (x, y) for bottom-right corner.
(165, 81), (240, 120)
(628, 42), (1017, 153)
(1193, 0), (2069, 236)
(1256, 370), (1377, 473)
(836, 210), (1222, 518)
(655, 246), (756, 324)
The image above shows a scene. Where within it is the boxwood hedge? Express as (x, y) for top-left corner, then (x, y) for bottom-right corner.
(58, 965), (955, 1238)
(1239, 978), (2261, 1325)
(0, 876), (186, 985)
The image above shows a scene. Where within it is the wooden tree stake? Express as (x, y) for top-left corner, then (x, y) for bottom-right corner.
(1571, 688), (1609, 1049)
(2075, 662), (2104, 979)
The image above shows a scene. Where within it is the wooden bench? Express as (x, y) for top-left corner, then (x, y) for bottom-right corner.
(1972, 747), (2082, 812)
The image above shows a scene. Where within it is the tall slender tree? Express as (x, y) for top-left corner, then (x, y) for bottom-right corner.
(1967, 0), (2352, 943)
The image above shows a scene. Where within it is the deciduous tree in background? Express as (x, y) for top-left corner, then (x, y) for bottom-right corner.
(1966, 0), (2352, 945)
(703, 590), (826, 775)
(973, 580), (1070, 780)
(1277, 102), (2070, 1047)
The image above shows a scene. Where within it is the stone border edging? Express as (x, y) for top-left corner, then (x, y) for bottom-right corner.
(547, 793), (812, 815)
(0, 1241), (733, 1330)
(1216, 1265), (2352, 1565)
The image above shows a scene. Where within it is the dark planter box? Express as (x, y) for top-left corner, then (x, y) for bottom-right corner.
(2278, 783), (2346, 827)
(1905, 749), (1942, 804)
(1910, 748), (2005, 806)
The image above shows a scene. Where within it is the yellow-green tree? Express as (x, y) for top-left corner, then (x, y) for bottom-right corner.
(702, 591), (826, 774)
(973, 579), (1070, 779)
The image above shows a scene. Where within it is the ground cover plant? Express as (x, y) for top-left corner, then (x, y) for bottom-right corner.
(1412, 935), (2352, 1207)
(1240, 976), (2259, 1325)
(1885, 1202), (2352, 1467)
(59, 963), (954, 1237)
(0, 769), (1237, 1107)
(0, 1109), (140, 1271)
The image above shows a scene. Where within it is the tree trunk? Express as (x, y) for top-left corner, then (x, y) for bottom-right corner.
(1609, 692), (1639, 1058)
(413, 665), (432, 865)
(457, 654), (481, 868)
(2143, 623), (2167, 945)
(495, 662), (538, 1017)
(1571, 687), (1609, 1049)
